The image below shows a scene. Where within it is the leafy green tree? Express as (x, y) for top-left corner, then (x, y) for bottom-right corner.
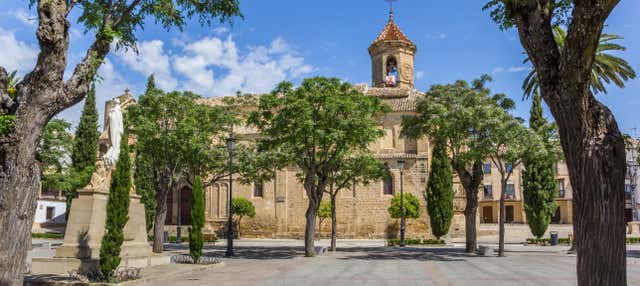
(99, 134), (131, 281)
(484, 109), (539, 257)
(325, 154), (386, 251)
(523, 92), (558, 239)
(388, 192), (421, 227)
(402, 75), (502, 252)
(231, 198), (256, 239)
(0, 2), (242, 283)
(317, 201), (331, 235)
(484, 1), (628, 284)
(37, 119), (73, 175)
(427, 140), (454, 240)
(134, 151), (156, 233)
(127, 83), (234, 253)
(522, 26), (636, 98)
(249, 77), (388, 256)
(189, 177), (205, 264)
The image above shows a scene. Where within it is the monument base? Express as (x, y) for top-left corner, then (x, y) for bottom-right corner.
(30, 254), (171, 275)
(31, 167), (161, 275)
(629, 221), (640, 235)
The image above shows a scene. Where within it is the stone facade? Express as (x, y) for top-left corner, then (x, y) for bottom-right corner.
(161, 13), (576, 240)
(478, 161), (574, 225)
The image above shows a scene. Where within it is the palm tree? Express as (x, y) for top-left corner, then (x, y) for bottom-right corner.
(4, 70), (20, 98)
(523, 26), (636, 98)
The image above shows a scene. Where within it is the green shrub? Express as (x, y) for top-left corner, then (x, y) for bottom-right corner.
(232, 197), (256, 238)
(0, 114), (16, 136)
(426, 140), (454, 240)
(387, 238), (445, 246)
(32, 233), (64, 239)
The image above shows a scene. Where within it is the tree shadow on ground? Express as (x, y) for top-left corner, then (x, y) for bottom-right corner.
(628, 250), (640, 258)
(163, 244), (304, 260)
(332, 247), (471, 262)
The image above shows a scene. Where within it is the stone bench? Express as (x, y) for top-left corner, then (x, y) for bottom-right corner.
(477, 245), (494, 256)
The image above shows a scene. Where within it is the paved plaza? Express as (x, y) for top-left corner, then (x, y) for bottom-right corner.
(135, 243), (640, 286)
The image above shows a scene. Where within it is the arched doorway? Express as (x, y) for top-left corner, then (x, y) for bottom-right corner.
(179, 186), (192, 225)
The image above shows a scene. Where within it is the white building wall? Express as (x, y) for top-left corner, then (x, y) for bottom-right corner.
(34, 199), (67, 224)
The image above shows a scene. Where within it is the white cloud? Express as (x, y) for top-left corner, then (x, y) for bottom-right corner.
(212, 27), (230, 35)
(492, 66), (529, 74)
(415, 71), (425, 79)
(0, 27), (38, 75)
(172, 36), (313, 96)
(12, 9), (37, 27)
(116, 40), (177, 90)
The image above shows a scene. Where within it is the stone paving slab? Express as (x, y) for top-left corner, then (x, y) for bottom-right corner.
(135, 246), (640, 286)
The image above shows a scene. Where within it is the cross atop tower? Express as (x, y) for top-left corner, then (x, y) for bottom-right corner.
(386, 0), (398, 19)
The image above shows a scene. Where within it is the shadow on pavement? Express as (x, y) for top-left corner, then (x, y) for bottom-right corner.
(163, 244), (304, 260)
(332, 247), (470, 262)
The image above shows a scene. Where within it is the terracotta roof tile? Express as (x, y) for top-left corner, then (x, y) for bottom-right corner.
(371, 17), (414, 46)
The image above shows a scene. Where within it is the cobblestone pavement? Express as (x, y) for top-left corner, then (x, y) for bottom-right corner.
(138, 245), (640, 286)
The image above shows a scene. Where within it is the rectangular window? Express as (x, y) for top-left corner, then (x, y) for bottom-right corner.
(46, 206), (55, 220)
(625, 184), (632, 193)
(483, 163), (492, 174)
(558, 179), (565, 198)
(506, 184), (515, 199)
(506, 163), (513, 173)
(483, 184), (493, 199)
(253, 181), (264, 198)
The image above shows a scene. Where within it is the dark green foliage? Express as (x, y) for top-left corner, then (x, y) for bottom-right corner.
(28, 0), (242, 50)
(483, 0), (573, 31)
(31, 232), (64, 239)
(189, 177), (205, 263)
(388, 192), (420, 219)
(387, 238), (445, 246)
(0, 114), (15, 136)
(232, 197), (256, 238)
(99, 134), (131, 280)
(37, 119), (73, 174)
(134, 151), (156, 233)
(71, 85), (100, 171)
(523, 93), (558, 239)
(426, 140), (454, 240)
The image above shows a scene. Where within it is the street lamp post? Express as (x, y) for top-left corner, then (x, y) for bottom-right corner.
(225, 134), (236, 257)
(398, 159), (406, 247)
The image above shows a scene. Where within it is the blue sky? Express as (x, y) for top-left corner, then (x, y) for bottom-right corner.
(0, 0), (638, 134)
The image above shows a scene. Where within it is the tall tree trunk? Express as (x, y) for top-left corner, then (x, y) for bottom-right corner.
(0, 113), (47, 285)
(552, 96), (626, 285)
(304, 198), (319, 257)
(330, 193), (337, 252)
(498, 178), (506, 257)
(455, 161), (483, 253)
(152, 182), (170, 253)
(509, 2), (625, 284)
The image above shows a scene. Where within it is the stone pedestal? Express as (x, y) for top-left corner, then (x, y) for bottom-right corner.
(31, 166), (163, 275)
(628, 221), (640, 235)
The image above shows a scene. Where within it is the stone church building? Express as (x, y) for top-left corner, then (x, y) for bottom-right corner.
(158, 13), (575, 239)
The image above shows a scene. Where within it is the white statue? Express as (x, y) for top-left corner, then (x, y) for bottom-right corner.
(103, 98), (124, 166)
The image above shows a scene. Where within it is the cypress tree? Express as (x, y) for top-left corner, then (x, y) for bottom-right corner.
(71, 83), (100, 171)
(134, 151), (156, 233)
(523, 91), (558, 238)
(189, 176), (205, 264)
(99, 134), (131, 280)
(426, 140), (454, 240)
(65, 84), (100, 216)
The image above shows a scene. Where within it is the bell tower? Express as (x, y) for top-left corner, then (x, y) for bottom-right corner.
(368, 2), (416, 89)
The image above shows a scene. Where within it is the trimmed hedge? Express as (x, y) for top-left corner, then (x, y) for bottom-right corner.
(387, 238), (445, 246)
(526, 237), (640, 245)
(149, 234), (217, 243)
(32, 232), (64, 239)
